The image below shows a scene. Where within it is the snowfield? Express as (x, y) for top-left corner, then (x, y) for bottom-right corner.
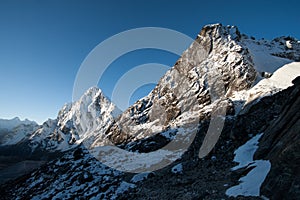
(226, 133), (271, 197)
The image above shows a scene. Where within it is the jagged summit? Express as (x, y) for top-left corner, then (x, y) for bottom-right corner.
(81, 86), (104, 99)
(27, 85), (121, 151)
(198, 23), (241, 41)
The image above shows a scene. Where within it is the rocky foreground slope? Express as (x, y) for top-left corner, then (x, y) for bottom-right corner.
(0, 24), (299, 199)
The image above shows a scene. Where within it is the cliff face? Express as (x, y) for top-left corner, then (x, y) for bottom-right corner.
(101, 24), (256, 147)
(255, 77), (300, 199)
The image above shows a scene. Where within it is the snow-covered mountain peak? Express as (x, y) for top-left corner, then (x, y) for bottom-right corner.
(29, 86), (121, 151)
(82, 85), (103, 97)
(58, 86), (118, 134)
(198, 23), (241, 41)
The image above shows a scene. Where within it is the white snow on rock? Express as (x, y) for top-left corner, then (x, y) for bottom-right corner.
(254, 61), (300, 88)
(91, 145), (183, 173)
(231, 133), (263, 171)
(171, 163), (183, 174)
(226, 133), (271, 197)
(229, 62), (300, 114)
(131, 172), (151, 183)
(242, 38), (292, 74)
(226, 160), (271, 198)
(246, 62), (300, 104)
(286, 40), (293, 49)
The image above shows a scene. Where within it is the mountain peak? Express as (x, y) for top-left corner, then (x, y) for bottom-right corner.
(26, 85), (120, 151)
(83, 86), (103, 96)
(198, 23), (241, 41)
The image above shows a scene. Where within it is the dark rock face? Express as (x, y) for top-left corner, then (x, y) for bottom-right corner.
(271, 36), (300, 61)
(255, 77), (300, 200)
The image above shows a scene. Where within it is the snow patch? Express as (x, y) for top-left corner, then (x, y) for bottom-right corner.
(243, 38), (292, 73)
(226, 133), (271, 198)
(231, 133), (262, 170)
(171, 163), (183, 174)
(226, 161), (271, 197)
(91, 145), (183, 173)
(131, 173), (150, 183)
(229, 62), (300, 113)
(246, 62), (300, 104)
(256, 62), (300, 89)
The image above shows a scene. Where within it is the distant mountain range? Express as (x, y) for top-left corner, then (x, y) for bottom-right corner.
(0, 117), (38, 146)
(0, 24), (299, 199)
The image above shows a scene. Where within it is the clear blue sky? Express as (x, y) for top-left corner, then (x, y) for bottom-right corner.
(0, 0), (299, 124)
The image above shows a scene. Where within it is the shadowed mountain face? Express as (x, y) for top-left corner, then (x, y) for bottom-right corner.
(0, 160), (46, 184)
(0, 24), (299, 199)
(255, 77), (300, 199)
